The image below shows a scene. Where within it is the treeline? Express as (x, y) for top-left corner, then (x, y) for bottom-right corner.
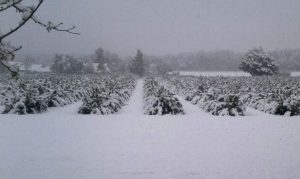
(144, 49), (300, 72)
(50, 55), (94, 74)
(271, 49), (300, 71)
(50, 48), (127, 74)
(8, 48), (300, 74)
(50, 48), (148, 75)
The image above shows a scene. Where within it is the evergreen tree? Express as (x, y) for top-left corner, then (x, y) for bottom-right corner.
(129, 49), (144, 77)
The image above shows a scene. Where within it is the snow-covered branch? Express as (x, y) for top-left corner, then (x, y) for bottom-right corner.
(0, 42), (21, 79)
(0, 0), (43, 42)
(0, 0), (22, 12)
(0, 0), (79, 78)
(13, 1), (80, 35)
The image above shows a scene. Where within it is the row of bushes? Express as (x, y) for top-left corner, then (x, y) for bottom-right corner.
(1, 76), (85, 115)
(190, 88), (245, 116)
(164, 75), (300, 116)
(0, 73), (136, 115)
(162, 76), (246, 116)
(78, 77), (136, 115)
(241, 93), (300, 116)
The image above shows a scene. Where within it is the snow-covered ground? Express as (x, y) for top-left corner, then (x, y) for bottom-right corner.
(291, 71), (300, 77)
(171, 71), (252, 77)
(28, 64), (50, 72)
(171, 71), (300, 77)
(1, 80), (300, 179)
(11, 62), (51, 72)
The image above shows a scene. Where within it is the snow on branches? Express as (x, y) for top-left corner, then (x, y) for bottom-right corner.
(0, 0), (79, 79)
(1, 73), (86, 114)
(239, 47), (279, 76)
(164, 75), (300, 116)
(163, 76), (246, 116)
(78, 76), (136, 115)
(144, 76), (184, 115)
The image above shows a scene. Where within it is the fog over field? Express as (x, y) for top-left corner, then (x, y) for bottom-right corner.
(1, 0), (300, 56)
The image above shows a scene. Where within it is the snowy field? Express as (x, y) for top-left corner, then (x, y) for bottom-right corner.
(171, 71), (300, 77)
(291, 71), (300, 77)
(1, 80), (300, 179)
(11, 62), (51, 72)
(171, 71), (252, 77)
(2, 0), (300, 178)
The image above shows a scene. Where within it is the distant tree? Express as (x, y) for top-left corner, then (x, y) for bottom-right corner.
(147, 62), (172, 75)
(94, 48), (106, 71)
(50, 54), (64, 73)
(93, 47), (125, 73)
(83, 62), (95, 74)
(270, 49), (300, 71)
(0, 0), (79, 79)
(103, 50), (124, 72)
(239, 47), (279, 76)
(50, 54), (84, 73)
(156, 62), (172, 75)
(65, 56), (83, 73)
(23, 55), (35, 71)
(129, 49), (144, 77)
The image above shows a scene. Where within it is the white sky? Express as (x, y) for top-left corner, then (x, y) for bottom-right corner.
(1, 0), (300, 56)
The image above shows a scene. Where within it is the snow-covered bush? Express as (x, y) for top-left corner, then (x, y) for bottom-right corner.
(78, 76), (136, 115)
(189, 88), (245, 116)
(2, 81), (49, 114)
(239, 47), (279, 76)
(144, 77), (184, 115)
(162, 76), (245, 116)
(275, 98), (300, 116)
(78, 85), (110, 114)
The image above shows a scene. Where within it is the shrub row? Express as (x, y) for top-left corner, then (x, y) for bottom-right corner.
(1, 75), (86, 115)
(0, 73), (135, 115)
(162, 76), (246, 116)
(78, 76), (136, 115)
(164, 75), (300, 116)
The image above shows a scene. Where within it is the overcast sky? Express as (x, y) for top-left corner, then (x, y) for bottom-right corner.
(1, 0), (300, 56)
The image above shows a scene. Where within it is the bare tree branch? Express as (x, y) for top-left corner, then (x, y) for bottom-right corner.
(13, 2), (80, 35)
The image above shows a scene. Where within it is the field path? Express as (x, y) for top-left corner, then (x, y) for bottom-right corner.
(120, 79), (144, 115)
(175, 95), (210, 116)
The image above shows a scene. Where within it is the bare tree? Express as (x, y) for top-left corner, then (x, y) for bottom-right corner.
(0, 0), (79, 79)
